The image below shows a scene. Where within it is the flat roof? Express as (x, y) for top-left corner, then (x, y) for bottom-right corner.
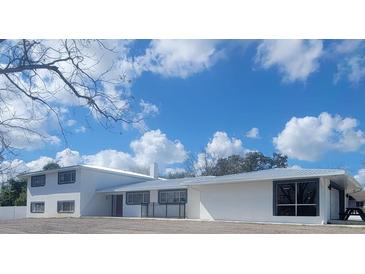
(18, 164), (154, 180)
(97, 168), (362, 193)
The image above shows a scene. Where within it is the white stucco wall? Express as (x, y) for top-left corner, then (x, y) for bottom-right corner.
(26, 168), (81, 218)
(117, 178), (331, 224)
(186, 188), (200, 219)
(26, 167), (153, 218)
(80, 168), (153, 216)
(194, 179), (327, 224)
(330, 189), (340, 219)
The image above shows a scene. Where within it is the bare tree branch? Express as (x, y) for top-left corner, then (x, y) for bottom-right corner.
(0, 39), (142, 175)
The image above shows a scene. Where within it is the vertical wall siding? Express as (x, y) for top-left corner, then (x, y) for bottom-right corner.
(0, 206), (27, 220)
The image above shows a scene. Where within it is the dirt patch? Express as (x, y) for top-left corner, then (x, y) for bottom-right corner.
(0, 217), (364, 234)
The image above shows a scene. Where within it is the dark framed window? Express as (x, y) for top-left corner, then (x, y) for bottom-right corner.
(30, 202), (45, 213)
(274, 179), (319, 216)
(126, 191), (150, 205)
(58, 170), (76, 184)
(57, 200), (75, 213)
(158, 189), (187, 204)
(31, 175), (46, 187)
(356, 201), (364, 208)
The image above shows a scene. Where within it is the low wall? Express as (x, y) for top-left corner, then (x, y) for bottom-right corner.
(0, 206), (27, 220)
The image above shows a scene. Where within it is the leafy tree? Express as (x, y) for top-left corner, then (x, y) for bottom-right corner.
(43, 162), (61, 170)
(206, 155), (244, 176)
(241, 152), (272, 172)
(0, 178), (27, 206)
(15, 191), (27, 206)
(271, 153), (288, 168)
(201, 152), (288, 176)
(194, 152), (217, 177)
(165, 171), (194, 179)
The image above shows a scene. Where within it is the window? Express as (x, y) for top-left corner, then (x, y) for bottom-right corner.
(58, 170), (76, 184)
(30, 202), (45, 213)
(126, 191), (150, 205)
(356, 201), (364, 208)
(274, 179), (319, 216)
(57, 200), (75, 213)
(159, 189), (187, 204)
(31, 175), (46, 187)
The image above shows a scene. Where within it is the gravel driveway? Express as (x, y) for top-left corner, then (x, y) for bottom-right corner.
(0, 217), (365, 233)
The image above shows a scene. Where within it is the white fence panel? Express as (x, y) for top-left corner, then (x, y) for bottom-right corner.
(0, 206), (27, 220)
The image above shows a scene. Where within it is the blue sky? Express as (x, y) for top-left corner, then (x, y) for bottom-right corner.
(6, 39), (365, 182)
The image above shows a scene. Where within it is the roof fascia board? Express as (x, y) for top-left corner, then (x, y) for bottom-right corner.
(81, 165), (153, 180)
(18, 164), (154, 180)
(98, 185), (188, 194)
(182, 173), (345, 187)
(17, 165), (82, 178)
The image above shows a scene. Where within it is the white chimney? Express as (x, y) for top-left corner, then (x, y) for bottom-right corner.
(150, 162), (159, 179)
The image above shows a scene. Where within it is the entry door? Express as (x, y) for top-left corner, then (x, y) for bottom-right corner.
(330, 189), (340, 220)
(115, 195), (123, 217)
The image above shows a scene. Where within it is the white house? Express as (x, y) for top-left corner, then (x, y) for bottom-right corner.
(21, 165), (155, 218)
(19, 164), (365, 224)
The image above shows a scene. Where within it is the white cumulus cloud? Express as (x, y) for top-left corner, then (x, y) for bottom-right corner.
(26, 157), (55, 171)
(0, 159), (29, 182)
(274, 112), (365, 161)
(0, 129), (188, 182)
(83, 149), (135, 170)
(335, 55), (365, 84)
(130, 129), (187, 167)
(355, 169), (365, 187)
(333, 40), (364, 54)
(245, 127), (260, 139)
(56, 148), (82, 166)
(331, 40), (365, 84)
(206, 131), (245, 158)
(194, 131), (247, 173)
(140, 100), (159, 115)
(134, 40), (224, 78)
(255, 39), (323, 82)
(0, 91), (61, 150)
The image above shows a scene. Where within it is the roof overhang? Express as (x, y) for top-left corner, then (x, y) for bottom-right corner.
(17, 164), (154, 181)
(183, 172), (357, 188)
(329, 174), (363, 193)
(17, 165), (81, 179)
(97, 182), (187, 194)
(349, 190), (365, 201)
(96, 170), (363, 194)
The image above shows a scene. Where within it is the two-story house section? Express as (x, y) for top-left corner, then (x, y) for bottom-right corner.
(24, 165), (155, 218)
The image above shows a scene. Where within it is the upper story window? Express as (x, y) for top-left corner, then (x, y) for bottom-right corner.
(126, 191), (150, 205)
(30, 202), (45, 213)
(58, 170), (76, 185)
(273, 179), (319, 217)
(31, 175), (46, 187)
(159, 189), (187, 204)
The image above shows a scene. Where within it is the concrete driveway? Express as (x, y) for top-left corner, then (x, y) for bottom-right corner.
(0, 217), (365, 233)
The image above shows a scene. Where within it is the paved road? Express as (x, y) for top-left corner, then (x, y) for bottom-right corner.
(0, 217), (365, 233)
